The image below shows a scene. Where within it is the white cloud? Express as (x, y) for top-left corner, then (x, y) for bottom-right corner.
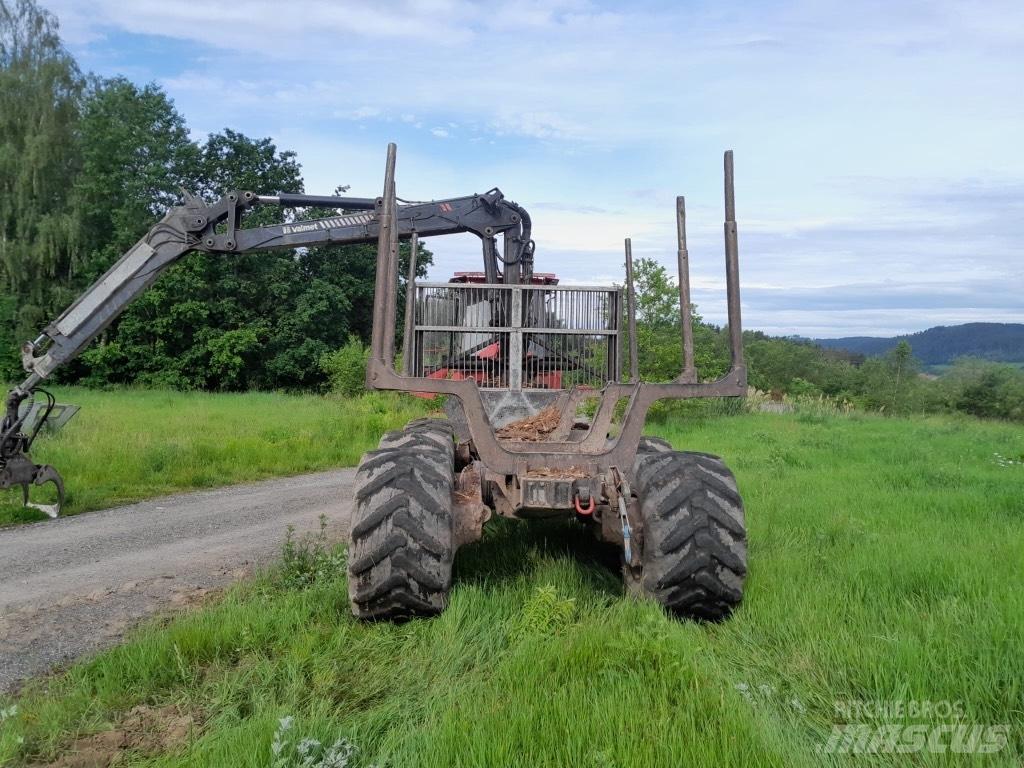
(44, 0), (1024, 335)
(338, 106), (382, 120)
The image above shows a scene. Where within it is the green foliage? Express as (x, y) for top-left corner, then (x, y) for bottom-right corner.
(270, 716), (372, 768)
(320, 337), (369, 397)
(632, 256), (678, 327)
(84, 128), (312, 390)
(3, 412), (1022, 765)
(72, 77), (199, 285)
(628, 257), (729, 382)
(743, 339), (1024, 422)
(744, 332), (857, 397)
(625, 259), (1015, 422)
(0, 8), (432, 392)
(279, 515), (347, 590)
(66, 120), (433, 391)
(62, 106), (434, 391)
(626, 259), (1021, 422)
(742, 336), (1024, 422)
(0, 0), (82, 376)
(517, 584), (577, 636)
(852, 341), (919, 414)
(785, 377), (819, 397)
(207, 327), (263, 390)
(941, 358), (1024, 421)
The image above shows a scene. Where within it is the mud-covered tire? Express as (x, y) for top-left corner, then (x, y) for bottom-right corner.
(377, 418), (453, 456)
(347, 420), (455, 621)
(638, 436), (673, 454)
(631, 449), (747, 621)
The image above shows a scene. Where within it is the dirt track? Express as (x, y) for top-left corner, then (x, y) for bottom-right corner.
(0, 469), (356, 693)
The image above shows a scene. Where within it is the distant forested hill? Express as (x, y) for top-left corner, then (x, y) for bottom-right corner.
(813, 323), (1024, 365)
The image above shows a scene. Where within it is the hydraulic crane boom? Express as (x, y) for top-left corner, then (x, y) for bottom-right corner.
(0, 185), (535, 516)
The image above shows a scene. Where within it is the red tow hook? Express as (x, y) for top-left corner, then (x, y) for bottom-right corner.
(574, 493), (595, 516)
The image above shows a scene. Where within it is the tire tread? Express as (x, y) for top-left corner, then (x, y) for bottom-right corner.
(347, 420), (455, 621)
(632, 449), (747, 621)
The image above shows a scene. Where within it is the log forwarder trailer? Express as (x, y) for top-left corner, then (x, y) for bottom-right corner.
(1, 145), (749, 622)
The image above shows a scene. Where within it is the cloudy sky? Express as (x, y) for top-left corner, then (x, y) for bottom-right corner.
(45, 0), (1023, 337)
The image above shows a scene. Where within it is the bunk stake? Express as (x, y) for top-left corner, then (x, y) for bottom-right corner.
(676, 195), (696, 383)
(723, 150), (744, 369)
(624, 238), (639, 382)
(402, 231), (419, 375)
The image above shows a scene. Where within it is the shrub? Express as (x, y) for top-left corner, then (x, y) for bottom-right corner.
(942, 358), (1024, 422)
(280, 515), (346, 589)
(786, 377), (820, 397)
(320, 337), (369, 397)
(270, 716), (375, 768)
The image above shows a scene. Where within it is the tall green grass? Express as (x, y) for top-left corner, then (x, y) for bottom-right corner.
(0, 387), (429, 525)
(2, 411), (1021, 766)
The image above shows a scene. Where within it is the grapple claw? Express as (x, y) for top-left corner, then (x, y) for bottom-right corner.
(25, 463), (64, 518)
(2, 386), (71, 519)
(0, 453), (64, 519)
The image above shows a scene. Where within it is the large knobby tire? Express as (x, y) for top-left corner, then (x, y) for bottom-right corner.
(632, 444), (747, 621)
(347, 419), (456, 621)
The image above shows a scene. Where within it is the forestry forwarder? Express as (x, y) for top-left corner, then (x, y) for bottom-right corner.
(1, 144), (749, 622)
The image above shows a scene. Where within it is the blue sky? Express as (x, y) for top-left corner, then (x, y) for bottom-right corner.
(46, 0), (1024, 337)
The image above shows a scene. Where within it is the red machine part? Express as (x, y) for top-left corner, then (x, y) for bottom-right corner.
(412, 272), (563, 397)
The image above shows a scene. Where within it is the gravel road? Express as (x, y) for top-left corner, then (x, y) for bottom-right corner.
(0, 469), (356, 693)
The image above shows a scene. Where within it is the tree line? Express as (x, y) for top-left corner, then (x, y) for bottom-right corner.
(629, 258), (1024, 423)
(813, 323), (1024, 366)
(0, 0), (428, 390)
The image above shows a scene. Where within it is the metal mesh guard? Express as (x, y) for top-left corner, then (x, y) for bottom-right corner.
(410, 283), (622, 390)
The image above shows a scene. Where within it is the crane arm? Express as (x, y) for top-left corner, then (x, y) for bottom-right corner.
(15, 186), (531, 390)
(0, 186), (534, 514)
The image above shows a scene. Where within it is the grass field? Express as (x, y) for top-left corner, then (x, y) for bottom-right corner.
(0, 387), (429, 525)
(1, 405), (1022, 766)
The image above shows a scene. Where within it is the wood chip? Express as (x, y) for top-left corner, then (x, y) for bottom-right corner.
(495, 406), (561, 442)
(525, 466), (589, 479)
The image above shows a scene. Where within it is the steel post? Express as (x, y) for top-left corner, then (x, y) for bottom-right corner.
(509, 287), (523, 390)
(383, 152), (401, 366)
(624, 238), (639, 382)
(503, 229), (520, 284)
(723, 150), (744, 368)
(482, 236), (499, 285)
(369, 143), (397, 372)
(402, 230), (419, 375)
(676, 195), (696, 382)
